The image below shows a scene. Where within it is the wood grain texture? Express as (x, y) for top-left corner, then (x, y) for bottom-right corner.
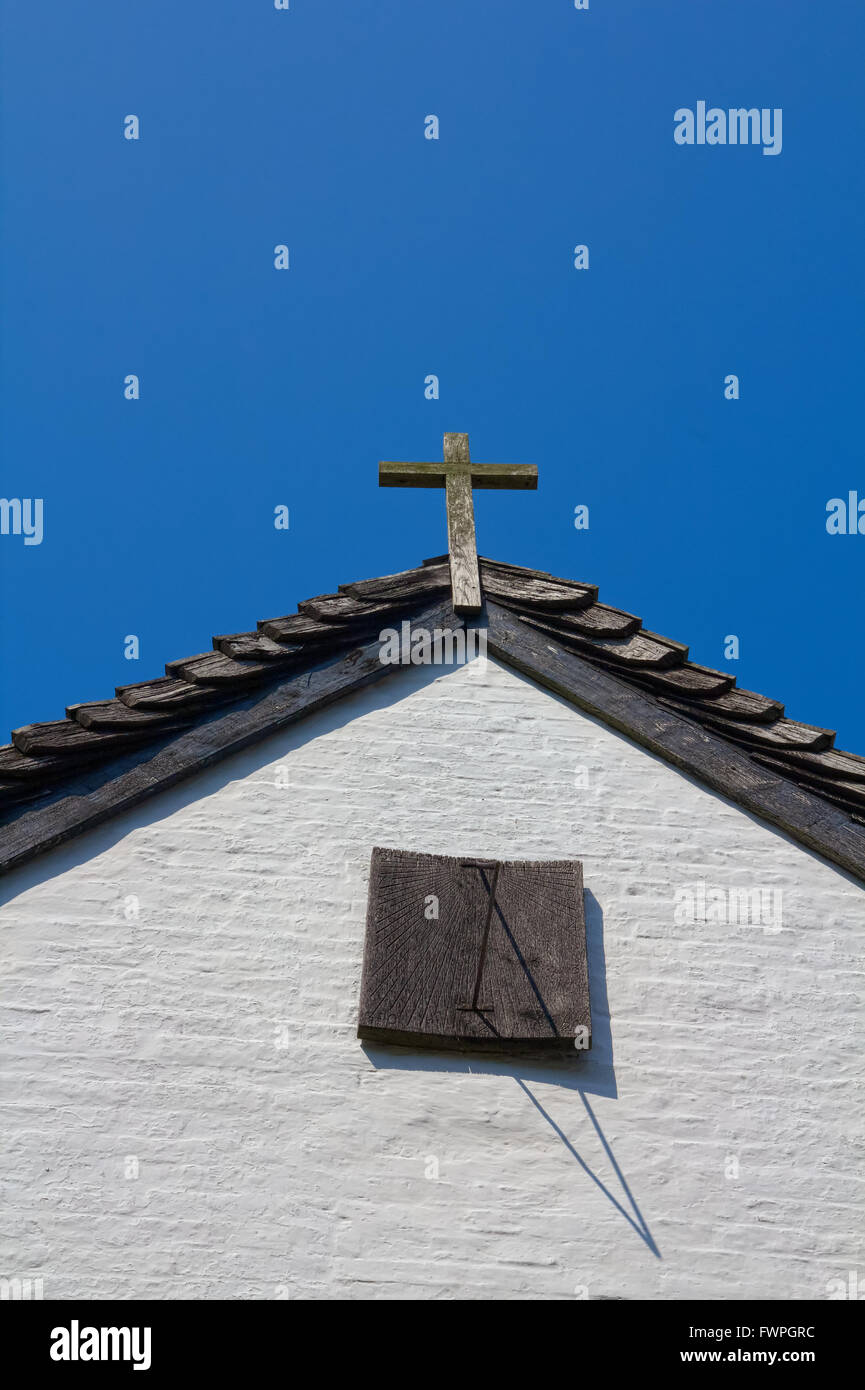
(442, 434), (481, 614)
(116, 677), (234, 714)
(445, 470), (482, 614)
(341, 562), (451, 602)
(479, 557), (595, 592)
(761, 747), (865, 784)
(358, 847), (590, 1052)
(693, 714), (833, 752)
(660, 688), (784, 723)
(214, 633), (306, 663)
(66, 700), (193, 733)
(378, 461), (537, 491)
(481, 572), (596, 611)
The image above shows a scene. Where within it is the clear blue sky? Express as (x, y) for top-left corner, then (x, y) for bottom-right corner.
(2, 2), (863, 751)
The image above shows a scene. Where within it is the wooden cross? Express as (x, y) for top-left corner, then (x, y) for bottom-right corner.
(379, 433), (537, 615)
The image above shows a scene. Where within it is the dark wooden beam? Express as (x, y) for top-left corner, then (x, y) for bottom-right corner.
(3, 593), (862, 886)
(0, 600), (457, 878)
(379, 460), (538, 490)
(485, 600), (865, 883)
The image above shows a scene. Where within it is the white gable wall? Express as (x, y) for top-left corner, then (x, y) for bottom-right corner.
(2, 655), (862, 1300)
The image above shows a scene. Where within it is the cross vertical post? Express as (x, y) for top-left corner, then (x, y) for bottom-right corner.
(443, 434), (481, 613)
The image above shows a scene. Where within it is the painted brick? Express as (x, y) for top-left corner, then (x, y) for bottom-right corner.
(0, 656), (862, 1300)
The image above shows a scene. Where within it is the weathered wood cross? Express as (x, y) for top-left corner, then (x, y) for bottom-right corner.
(379, 433), (537, 615)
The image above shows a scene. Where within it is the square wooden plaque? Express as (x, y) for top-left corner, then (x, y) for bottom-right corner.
(357, 848), (591, 1052)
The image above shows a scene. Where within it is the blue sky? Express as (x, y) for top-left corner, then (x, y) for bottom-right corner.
(2, 1), (864, 751)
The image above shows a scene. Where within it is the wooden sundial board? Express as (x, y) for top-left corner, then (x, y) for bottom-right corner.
(357, 848), (591, 1052)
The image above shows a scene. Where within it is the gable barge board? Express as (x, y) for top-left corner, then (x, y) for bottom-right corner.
(2, 590), (864, 885)
(0, 599), (457, 877)
(485, 601), (865, 883)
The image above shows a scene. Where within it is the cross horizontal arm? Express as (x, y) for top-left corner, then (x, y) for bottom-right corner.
(379, 460), (537, 490)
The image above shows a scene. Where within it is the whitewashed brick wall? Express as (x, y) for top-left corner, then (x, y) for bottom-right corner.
(1, 656), (862, 1300)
